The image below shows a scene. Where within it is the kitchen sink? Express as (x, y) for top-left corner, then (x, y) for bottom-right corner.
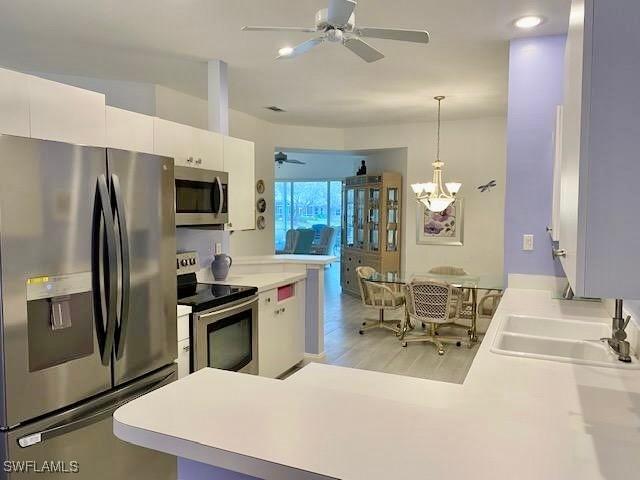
(491, 315), (640, 369)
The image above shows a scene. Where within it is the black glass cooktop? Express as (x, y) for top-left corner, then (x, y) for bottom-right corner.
(177, 280), (257, 313)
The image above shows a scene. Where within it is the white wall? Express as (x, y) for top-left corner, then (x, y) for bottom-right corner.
(343, 118), (507, 279)
(275, 152), (363, 180)
(22, 70), (506, 275)
(155, 85), (208, 129)
(29, 72), (157, 116)
(227, 110), (344, 257)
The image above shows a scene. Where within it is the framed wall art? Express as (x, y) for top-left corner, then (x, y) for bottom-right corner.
(416, 199), (464, 246)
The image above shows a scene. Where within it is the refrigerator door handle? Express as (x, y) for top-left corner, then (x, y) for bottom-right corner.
(92, 174), (118, 366)
(215, 176), (224, 215)
(17, 370), (175, 448)
(110, 174), (131, 360)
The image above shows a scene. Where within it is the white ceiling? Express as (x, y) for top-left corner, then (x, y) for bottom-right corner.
(0, 0), (570, 127)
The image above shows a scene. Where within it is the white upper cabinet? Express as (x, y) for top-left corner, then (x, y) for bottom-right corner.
(192, 127), (223, 171)
(223, 135), (255, 231)
(550, 105), (563, 243)
(28, 75), (105, 147)
(106, 106), (154, 154)
(559, 0), (640, 299)
(154, 118), (223, 170)
(153, 118), (193, 167)
(0, 67), (30, 137)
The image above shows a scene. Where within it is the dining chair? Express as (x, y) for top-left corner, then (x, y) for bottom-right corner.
(355, 266), (405, 335)
(403, 279), (471, 355)
(428, 265), (476, 323)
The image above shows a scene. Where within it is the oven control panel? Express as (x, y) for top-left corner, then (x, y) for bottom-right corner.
(176, 251), (199, 275)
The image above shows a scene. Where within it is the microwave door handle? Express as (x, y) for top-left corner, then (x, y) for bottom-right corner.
(216, 176), (224, 215)
(110, 174), (131, 360)
(92, 175), (118, 366)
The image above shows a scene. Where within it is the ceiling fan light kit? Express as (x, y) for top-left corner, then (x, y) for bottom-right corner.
(242, 0), (429, 63)
(412, 96), (462, 213)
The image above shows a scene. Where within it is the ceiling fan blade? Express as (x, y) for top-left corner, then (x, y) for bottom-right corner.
(327, 0), (357, 26)
(355, 27), (430, 44)
(242, 26), (317, 33)
(277, 37), (324, 59)
(343, 38), (385, 63)
(286, 159), (306, 165)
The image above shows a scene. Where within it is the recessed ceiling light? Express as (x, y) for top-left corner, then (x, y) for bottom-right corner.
(278, 46), (294, 57)
(514, 16), (544, 29)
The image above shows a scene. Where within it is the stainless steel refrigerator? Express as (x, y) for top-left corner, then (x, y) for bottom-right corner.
(0, 135), (177, 479)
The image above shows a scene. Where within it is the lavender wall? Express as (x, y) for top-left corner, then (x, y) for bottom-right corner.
(178, 458), (259, 479)
(504, 35), (567, 281)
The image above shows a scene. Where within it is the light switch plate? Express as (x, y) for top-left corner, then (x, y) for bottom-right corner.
(523, 234), (534, 251)
(215, 243), (222, 255)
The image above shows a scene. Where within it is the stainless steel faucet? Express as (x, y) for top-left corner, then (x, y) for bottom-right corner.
(604, 299), (632, 363)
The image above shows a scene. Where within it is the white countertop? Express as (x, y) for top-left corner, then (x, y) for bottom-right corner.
(115, 288), (640, 479)
(233, 254), (338, 266)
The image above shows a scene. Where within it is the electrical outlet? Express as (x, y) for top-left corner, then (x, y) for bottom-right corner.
(522, 234), (534, 251)
(215, 243), (222, 255)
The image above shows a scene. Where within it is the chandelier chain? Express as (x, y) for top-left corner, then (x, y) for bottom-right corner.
(436, 97), (441, 162)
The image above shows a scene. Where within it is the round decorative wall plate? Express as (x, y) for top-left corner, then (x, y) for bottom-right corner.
(256, 198), (266, 213)
(256, 179), (265, 194)
(256, 215), (266, 230)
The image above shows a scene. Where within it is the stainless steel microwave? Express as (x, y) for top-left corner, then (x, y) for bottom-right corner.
(174, 166), (228, 227)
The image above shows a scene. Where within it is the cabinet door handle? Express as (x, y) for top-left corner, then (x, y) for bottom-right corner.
(196, 158), (202, 165)
(266, 298), (271, 303)
(182, 345), (190, 352)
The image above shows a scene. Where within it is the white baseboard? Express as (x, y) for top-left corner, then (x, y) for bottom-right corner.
(508, 273), (566, 294)
(303, 352), (326, 363)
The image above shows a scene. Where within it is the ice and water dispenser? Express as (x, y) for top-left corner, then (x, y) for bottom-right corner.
(26, 272), (94, 372)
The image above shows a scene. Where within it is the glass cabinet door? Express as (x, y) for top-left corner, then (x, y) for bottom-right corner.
(386, 187), (399, 251)
(368, 188), (380, 251)
(344, 187), (355, 247)
(355, 188), (366, 248)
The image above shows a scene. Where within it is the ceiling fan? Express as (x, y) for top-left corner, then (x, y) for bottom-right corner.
(275, 152), (306, 166)
(242, 0), (430, 63)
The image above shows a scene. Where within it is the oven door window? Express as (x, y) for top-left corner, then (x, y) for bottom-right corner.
(207, 310), (252, 371)
(175, 179), (217, 214)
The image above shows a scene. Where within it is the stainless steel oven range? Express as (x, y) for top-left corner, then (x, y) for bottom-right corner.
(177, 252), (258, 375)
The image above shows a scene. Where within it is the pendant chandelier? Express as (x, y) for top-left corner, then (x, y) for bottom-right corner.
(411, 96), (461, 212)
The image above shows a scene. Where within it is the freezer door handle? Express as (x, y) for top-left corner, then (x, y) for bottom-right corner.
(17, 370), (175, 448)
(92, 174), (118, 366)
(111, 174), (131, 360)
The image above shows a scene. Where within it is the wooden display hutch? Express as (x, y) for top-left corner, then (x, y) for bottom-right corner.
(341, 172), (402, 296)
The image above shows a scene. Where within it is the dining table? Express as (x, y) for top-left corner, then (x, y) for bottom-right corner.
(365, 271), (504, 342)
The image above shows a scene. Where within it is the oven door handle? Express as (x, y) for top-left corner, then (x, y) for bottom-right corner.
(215, 176), (224, 215)
(198, 297), (257, 319)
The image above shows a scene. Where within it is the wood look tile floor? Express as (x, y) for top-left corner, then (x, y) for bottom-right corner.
(293, 265), (485, 384)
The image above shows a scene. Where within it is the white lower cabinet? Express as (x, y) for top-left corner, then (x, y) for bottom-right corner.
(177, 313), (191, 379)
(258, 281), (305, 378)
(177, 339), (191, 380)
